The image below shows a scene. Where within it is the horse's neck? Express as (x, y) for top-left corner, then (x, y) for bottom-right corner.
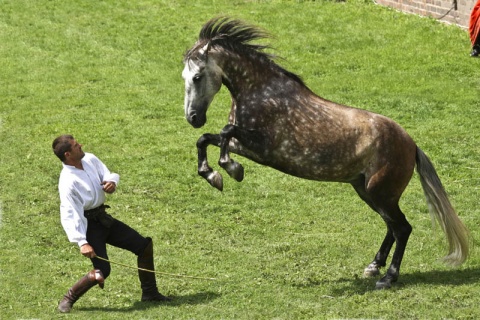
(221, 55), (275, 98)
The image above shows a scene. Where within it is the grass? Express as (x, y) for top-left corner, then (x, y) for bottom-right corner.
(1, 0), (479, 319)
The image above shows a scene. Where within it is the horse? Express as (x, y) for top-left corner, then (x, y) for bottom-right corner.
(181, 17), (469, 289)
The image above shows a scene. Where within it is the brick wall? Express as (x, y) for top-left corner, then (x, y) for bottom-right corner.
(375, 0), (477, 28)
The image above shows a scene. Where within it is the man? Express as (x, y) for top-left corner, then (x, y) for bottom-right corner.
(470, 0), (480, 57)
(52, 134), (170, 313)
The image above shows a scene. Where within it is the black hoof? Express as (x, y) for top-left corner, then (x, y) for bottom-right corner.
(205, 171), (223, 191)
(230, 162), (244, 182)
(375, 274), (398, 290)
(221, 160), (244, 182)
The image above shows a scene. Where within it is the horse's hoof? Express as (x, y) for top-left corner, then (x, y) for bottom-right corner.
(363, 264), (380, 278)
(375, 274), (396, 290)
(375, 278), (392, 290)
(220, 159), (244, 182)
(208, 171), (223, 191)
(227, 161), (244, 182)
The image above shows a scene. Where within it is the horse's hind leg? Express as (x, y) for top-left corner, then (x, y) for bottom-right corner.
(363, 228), (395, 278)
(196, 133), (224, 191)
(374, 206), (412, 289)
(352, 178), (412, 289)
(352, 179), (395, 278)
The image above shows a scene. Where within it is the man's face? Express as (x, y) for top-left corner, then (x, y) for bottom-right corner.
(66, 139), (85, 161)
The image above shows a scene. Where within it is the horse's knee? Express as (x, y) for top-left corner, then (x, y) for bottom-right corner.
(196, 135), (208, 149)
(219, 124), (235, 137)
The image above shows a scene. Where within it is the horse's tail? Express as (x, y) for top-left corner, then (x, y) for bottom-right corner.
(416, 146), (469, 266)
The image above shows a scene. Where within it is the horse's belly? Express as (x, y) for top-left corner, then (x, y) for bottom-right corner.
(262, 150), (368, 183)
(229, 134), (373, 182)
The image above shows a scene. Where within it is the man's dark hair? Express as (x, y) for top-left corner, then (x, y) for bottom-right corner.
(52, 135), (74, 162)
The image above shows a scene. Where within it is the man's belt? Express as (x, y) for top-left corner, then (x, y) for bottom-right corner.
(84, 204), (114, 228)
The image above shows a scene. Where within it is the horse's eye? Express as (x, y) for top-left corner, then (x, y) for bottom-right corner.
(193, 74), (202, 82)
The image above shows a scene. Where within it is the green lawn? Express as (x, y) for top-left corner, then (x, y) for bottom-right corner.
(1, 0), (479, 319)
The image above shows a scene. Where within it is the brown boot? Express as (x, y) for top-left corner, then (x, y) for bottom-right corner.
(138, 238), (171, 302)
(58, 269), (105, 313)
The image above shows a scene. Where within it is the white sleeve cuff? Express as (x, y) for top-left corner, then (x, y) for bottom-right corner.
(77, 240), (88, 248)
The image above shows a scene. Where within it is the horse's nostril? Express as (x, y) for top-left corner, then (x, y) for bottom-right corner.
(187, 111), (205, 128)
(187, 112), (198, 125)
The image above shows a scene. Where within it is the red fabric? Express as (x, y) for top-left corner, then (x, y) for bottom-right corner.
(470, 0), (480, 45)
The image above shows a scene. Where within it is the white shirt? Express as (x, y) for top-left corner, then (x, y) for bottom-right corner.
(58, 153), (120, 247)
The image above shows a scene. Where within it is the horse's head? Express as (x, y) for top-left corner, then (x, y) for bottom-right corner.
(183, 17), (277, 128)
(182, 42), (223, 128)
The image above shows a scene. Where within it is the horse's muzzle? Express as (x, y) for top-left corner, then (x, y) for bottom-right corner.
(186, 111), (206, 128)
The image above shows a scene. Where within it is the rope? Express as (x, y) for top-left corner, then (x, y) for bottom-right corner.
(94, 256), (216, 281)
(436, 4), (456, 20)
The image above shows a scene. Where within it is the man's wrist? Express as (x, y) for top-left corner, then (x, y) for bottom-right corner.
(78, 240), (88, 248)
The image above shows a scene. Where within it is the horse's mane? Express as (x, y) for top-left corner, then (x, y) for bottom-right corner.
(185, 17), (305, 86)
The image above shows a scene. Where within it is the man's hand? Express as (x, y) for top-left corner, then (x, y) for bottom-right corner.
(80, 243), (96, 258)
(101, 181), (116, 194)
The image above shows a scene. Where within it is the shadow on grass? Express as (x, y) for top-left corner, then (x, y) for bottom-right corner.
(402, 267), (480, 287)
(294, 267), (480, 296)
(77, 291), (221, 312)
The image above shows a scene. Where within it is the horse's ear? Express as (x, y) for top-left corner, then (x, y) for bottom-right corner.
(199, 41), (211, 60)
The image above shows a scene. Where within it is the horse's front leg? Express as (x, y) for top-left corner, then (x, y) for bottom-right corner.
(196, 133), (224, 191)
(218, 125), (244, 182)
(218, 124), (266, 182)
